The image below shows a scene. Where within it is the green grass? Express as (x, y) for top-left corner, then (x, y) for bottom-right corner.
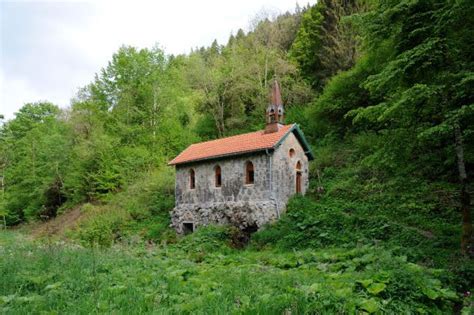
(0, 230), (20, 246)
(0, 228), (461, 314)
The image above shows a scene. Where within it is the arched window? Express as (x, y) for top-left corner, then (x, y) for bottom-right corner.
(215, 165), (222, 187)
(289, 148), (295, 158)
(245, 161), (254, 185)
(189, 169), (195, 189)
(270, 108), (276, 123)
(295, 161), (302, 194)
(278, 107), (284, 122)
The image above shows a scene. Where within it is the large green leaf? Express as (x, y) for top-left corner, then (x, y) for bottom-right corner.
(359, 298), (379, 313)
(367, 282), (386, 295)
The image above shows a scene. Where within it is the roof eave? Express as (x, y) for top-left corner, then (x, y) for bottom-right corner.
(168, 147), (274, 166)
(294, 124), (315, 161)
(168, 124), (314, 166)
(273, 124), (314, 161)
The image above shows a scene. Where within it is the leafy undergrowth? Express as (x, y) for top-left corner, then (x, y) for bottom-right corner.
(253, 195), (459, 265)
(0, 229), (462, 314)
(253, 194), (473, 293)
(250, 137), (474, 295)
(49, 167), (177, 247)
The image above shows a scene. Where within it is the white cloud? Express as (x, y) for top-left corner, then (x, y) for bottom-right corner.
(0, 0), (315, 121)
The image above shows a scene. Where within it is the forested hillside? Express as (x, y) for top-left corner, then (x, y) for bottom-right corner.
(1, 0), (473, 313)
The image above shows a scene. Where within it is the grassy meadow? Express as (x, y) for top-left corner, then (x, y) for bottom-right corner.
(0, 228), (463, 314)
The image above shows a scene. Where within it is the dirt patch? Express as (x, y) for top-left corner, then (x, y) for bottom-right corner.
(30, 204), (84, 239)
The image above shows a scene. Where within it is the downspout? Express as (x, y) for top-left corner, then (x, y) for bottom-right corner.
(266, 149), (280, 219)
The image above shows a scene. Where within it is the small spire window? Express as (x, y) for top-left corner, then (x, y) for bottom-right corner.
(189, 169), (195, 189)
(215, 165), (222, 187)
(245, 161), (254, 185)
(269, 108), (276, 123)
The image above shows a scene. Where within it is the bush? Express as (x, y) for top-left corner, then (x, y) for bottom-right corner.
(251, 194), (456, 264)
(112, 167), (175, 218)
(77, 167), (176, 244)
(175, 225), (234, 260)
(143, 219), (176, 244)
(75, 204), (130, 247)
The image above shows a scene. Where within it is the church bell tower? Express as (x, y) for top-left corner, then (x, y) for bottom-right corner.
(265, 77), (284, 134)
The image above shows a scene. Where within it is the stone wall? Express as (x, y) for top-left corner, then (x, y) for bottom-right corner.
(171, 200), (279, 234)
(174, 152), (271, 205)
(271, 131), (309, 211)
(171, 129), (310, 233)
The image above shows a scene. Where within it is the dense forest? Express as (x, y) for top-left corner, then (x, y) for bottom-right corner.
(1, 0), (473, 313)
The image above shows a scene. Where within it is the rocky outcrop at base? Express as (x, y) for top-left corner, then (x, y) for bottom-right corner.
(171, 201), (281, 234)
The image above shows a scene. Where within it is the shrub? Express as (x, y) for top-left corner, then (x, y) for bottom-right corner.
(77, 167), (176, 244)
(251, 194), (456, 264)
(175, 225), (234, 259)
(143, 219), (176, 244)
(75, 205), (130, 247)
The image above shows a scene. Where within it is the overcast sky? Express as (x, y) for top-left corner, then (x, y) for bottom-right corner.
(0, 0), (315, 121)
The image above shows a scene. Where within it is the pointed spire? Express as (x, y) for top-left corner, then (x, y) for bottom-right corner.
(270, 76), (283, 106)
(265, 76), (285, 134)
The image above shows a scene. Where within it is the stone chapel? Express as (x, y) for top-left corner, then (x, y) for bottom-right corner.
(168, 78), (314, 234)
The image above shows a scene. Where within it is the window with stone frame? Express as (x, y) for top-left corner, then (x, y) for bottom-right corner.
(215, 165), (222, 187)
(245, 161), (254, 185)
(296, 161), (302, 194)
(189, 169), (195, 189)
(289, 148), (295, 158)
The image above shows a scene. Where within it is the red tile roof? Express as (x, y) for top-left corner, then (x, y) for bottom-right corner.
(169, 124), (294, 165)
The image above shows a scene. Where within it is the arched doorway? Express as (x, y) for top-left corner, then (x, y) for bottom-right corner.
(296, 161), (302, 194)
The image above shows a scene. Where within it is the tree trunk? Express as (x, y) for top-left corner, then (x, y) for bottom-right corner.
(32, 140), (36, 180)
(1, 175), (5, 229)
(218, 98), (225, 137)
(264, 52), (268, 88)
(454, 124), (472, 256)
(152, 85), (159, 146)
